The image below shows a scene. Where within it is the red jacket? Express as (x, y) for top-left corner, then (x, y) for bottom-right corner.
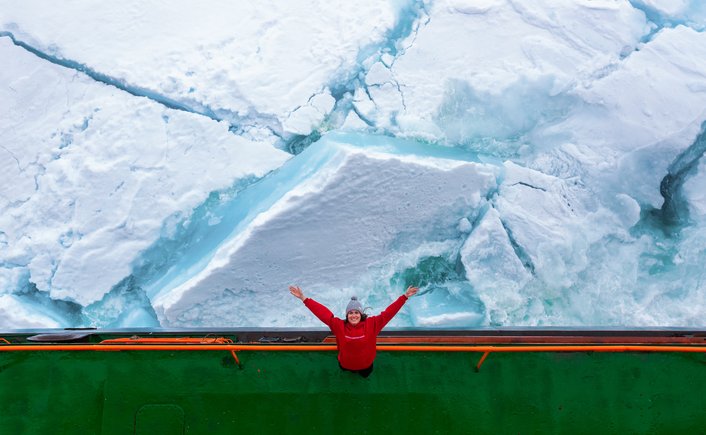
(304, 295), (408, 370)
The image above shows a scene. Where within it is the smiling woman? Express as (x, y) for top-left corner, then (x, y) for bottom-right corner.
(289, 285), (418, 377)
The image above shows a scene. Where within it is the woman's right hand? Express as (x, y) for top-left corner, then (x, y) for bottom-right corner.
(289, 285), (305, 301)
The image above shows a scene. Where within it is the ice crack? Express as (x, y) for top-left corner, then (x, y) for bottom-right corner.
(628, 1), (705, 31)
(0, 145), (21, 172)
(656, 121), (706, 230)
(0, 31), (238, 130)
(628, 1), (705, 45)
(511, 181), (548, 192)
(499, 214), (536, 275)
(284, 0), (430, 154)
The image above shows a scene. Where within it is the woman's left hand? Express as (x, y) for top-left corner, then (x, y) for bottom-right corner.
(405, 285), (419, 298)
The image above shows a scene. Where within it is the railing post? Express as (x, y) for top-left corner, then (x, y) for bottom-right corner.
(230, 350), (242, 369)
(475, 351), (490, 372)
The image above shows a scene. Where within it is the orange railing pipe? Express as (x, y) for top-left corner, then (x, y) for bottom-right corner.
(3, 344), (706, 371)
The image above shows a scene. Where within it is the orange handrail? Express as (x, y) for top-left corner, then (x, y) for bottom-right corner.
(0, 338), (10, 344)
(3, 343), (706, 370)
(1, 344), (706, 353)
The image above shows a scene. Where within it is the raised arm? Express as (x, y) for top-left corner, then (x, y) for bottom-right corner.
(289, 285), (337, 328)
(373, 286), (418, 334)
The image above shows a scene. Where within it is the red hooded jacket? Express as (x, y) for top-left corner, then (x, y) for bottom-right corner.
(304, 295), (408, 370)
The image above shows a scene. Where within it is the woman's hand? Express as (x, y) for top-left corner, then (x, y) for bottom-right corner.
(289, 285), (305, 301)
(405, 285), (419, 298)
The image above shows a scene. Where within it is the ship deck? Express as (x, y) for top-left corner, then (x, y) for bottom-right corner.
(2, 328), (706, 434)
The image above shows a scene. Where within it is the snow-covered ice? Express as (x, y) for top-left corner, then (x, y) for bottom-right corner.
(2, 1), (706, 328)
(153, 133), (497, 326)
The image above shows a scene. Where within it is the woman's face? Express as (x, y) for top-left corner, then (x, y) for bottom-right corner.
(347, 310), (362, 325)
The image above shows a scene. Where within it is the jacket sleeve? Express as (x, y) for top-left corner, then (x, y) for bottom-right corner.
(372, 295), (408, 334)
(303, 298), (338, 329)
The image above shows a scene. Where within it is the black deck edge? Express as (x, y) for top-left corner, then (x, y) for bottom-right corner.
(3, 326), (706, 344)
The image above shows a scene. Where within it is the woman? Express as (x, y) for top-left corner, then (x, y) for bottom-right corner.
(289, 285), (419, 377)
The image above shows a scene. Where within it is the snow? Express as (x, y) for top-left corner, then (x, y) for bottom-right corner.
(0, 37), (289, 310)
(0, 295), (62, 329)
(367, 0), (649, 143)
(2, 1), (706, 329)
(0, 0), (398, 140)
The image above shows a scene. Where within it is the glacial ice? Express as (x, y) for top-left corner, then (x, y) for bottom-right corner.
(153, 133), (497, 327)
(0, 36), (289, 320)
(1, 1), (706, 328)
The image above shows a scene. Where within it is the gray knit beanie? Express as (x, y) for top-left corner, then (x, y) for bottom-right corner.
(346, 296), (363, 314)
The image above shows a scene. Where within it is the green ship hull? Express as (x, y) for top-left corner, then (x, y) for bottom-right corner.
(1, 329), (705, 434)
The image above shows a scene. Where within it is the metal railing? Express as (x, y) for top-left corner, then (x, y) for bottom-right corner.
(3, 337), (706, 370)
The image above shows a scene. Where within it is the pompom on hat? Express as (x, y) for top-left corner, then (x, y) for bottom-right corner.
(346, 296), (363, 314)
